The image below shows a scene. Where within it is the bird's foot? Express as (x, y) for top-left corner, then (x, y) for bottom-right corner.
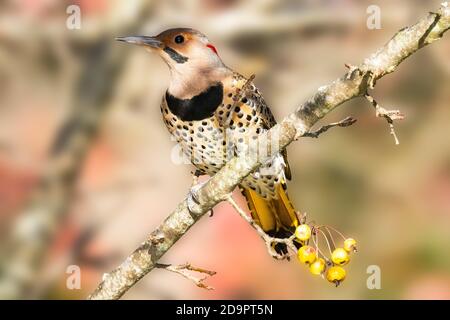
(187, 178), (219, 217)
(187, 180), (206, 214)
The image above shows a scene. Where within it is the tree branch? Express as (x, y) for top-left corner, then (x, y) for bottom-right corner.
(88, 3), (450, 300)
(303, 116), (357, 138)
(155, 263), (216, 290)
(364, 92), (405, 145)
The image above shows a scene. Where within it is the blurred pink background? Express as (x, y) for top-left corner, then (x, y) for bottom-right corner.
(0, 0), (449, 299)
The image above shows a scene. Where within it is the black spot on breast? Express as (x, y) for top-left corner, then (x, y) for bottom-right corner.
(166, 83), (223, 121)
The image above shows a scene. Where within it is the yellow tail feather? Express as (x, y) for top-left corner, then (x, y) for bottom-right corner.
(241, 184), (298, 233)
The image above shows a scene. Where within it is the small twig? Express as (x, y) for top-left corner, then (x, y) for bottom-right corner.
(364, 92), (405, 145)
(227, 195), (297, 259)
(315, 228), (334, 255)
(303, 116), (357, 138)
(322, 226), (337, 251)
(155, 262), (216, 290)
(311, 227), (329, 263)
(325, 225), (347, 241)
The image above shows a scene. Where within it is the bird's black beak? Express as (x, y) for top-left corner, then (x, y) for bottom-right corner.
(115, 36), (163, 49)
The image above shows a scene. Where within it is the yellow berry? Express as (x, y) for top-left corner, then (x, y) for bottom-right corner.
(331, 248), (350, 266)
(295, 224), (312, 241)
(344, 238), (357, 253)
(297, 246), (317, 264)
(326, 266), (346, 286)
(309, 258), (326, 275)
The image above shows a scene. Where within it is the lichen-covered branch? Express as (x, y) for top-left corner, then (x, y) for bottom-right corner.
(88, 4), (450, 300)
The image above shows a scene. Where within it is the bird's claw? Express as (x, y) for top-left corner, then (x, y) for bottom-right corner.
(187, 180), (207, 214)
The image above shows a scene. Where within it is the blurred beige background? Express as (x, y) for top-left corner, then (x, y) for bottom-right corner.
(0, 0), (449, 299)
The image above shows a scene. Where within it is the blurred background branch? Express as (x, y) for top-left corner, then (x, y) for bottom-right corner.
(0, 1), (154, 299)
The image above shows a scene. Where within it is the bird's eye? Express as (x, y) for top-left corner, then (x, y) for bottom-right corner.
(174, 35), (184, 44)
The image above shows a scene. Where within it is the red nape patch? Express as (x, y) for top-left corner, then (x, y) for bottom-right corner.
(206, 44), (218, 55)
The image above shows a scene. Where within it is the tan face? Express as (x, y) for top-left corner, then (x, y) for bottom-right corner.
(117, 28), (228, 98)
(117, 28), (224, 71)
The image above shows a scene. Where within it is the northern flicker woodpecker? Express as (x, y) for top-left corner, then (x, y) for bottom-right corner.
(117, 28), (299, 251)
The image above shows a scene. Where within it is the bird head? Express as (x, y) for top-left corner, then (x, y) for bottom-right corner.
(117, 28), (227, 84)
(117, 28), (228, 98)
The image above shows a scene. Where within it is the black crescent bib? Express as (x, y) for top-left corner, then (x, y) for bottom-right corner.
(165, 82), (223, 121)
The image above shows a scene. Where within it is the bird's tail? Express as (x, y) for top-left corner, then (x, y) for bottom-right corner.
(241, 184), (299, 254)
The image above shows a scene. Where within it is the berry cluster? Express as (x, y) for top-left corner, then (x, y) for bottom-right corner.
(294, 223), (357, 286)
